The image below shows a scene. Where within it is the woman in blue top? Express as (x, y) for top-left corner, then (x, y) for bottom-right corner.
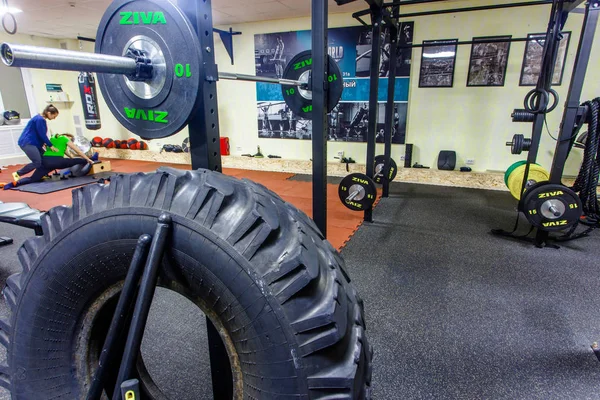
(13, 105), (60, 181)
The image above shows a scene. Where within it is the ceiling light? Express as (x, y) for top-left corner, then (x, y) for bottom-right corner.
(0, 7), (22, 15)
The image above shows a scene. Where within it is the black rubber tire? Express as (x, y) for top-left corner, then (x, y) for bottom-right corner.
(0, 168), (372, 399)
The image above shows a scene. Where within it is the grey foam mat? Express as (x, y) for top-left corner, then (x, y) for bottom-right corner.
(12, 172), (116, 194)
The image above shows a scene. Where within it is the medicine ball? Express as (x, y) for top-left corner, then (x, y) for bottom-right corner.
(127, 138), (138, 148)
(103, 138), (115, 148)
(130, 143), (139, 150)
(92, 137), (103, 147)
(138, 141), (148, 150)
(114, 140), (122, 148)
(120, 142), (129, 150)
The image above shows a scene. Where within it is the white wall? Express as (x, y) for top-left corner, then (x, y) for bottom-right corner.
(214, 1), (600, 175)
(2, 1), (599, 175)
(0, 31), (70, 133)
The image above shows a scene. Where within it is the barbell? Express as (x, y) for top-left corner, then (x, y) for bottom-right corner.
(0, 0), (344, 139)
(1, 44), (307, 86)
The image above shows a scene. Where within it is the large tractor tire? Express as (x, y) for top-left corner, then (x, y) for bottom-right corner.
(0, 168), (372, 399)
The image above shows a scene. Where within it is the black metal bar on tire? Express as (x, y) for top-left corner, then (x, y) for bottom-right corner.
(111, 214), (172, 400)
(86, 234), (152, 400)
(311, 0), (329, 237)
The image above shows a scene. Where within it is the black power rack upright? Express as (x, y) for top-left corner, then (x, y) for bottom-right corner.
(492, 0), (599, 247)
(337, 0), (402, 222)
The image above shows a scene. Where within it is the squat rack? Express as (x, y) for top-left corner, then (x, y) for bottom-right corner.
(83, 0), (335, 397)
(348, 0), (597, 232)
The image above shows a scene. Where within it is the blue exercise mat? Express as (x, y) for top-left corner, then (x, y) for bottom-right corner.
(12, 172), (117, 194)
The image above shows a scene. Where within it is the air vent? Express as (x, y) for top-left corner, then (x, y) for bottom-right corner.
(60, 42), (68, 50)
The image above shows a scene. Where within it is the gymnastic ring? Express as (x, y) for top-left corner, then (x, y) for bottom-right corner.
(524, 88), (549, 114)
(546, 89), (560, 113)
(2, 12), (17, 35)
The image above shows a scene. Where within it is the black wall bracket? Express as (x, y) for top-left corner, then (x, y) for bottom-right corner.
(214, 28), (242, 65)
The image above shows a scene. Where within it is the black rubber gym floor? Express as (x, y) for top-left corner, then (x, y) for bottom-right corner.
(341, 182), (600, 400)
(0, 182), (599, 399)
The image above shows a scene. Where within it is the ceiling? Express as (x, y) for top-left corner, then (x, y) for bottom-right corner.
(3, 0), (369, 39)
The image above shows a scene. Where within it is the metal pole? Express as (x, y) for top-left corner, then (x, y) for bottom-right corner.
(179, 2), (232, 398)
(383, 25), (398, 198)
(365, 8), (383, 223)
(1, 43), (137, 75)
(180, 0), (223, 174)
(2, 43), (306, 87)
(111, 214), (172, 400)
(528, 0), (565, 247)
(87, 235), (152, 400)
(525, 0), (563, 164)
(393, 0), (553, 18)
(399, 36), (557, 49)
(312, 0), (329, 237)
(549, 1), (599, 180)
(219, 71), (304, 86)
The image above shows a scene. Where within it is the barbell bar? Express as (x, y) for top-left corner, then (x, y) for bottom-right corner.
(1, 43), (307, 87)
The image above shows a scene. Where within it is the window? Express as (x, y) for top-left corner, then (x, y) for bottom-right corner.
(0, 62), (32, 118)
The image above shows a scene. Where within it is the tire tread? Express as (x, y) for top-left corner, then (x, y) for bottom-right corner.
(1, 169), (372, 399)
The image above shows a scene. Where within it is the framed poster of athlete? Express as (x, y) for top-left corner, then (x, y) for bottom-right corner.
(519, 32), (571, 86)
(467, 36), (511, 87)
(254, 22), (414, 144)
(418, 39), (458, 88)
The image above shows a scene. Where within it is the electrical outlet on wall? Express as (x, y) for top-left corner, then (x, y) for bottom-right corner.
(466, 158), (475, 165)
(337, 151), (344, 159)
(400, 155), (406, 161)
(236, 146), (242, 152)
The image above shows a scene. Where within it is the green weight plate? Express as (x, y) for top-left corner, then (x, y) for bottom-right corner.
(338, 173), (377, 212)
(504, 160), (527, 187)
(95, 0), (202, 139)
(281, 50), (344, 120)
(373, 155), (398, 185)
(521, 182), (582, 231)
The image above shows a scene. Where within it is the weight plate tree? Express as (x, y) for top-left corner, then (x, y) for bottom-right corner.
(339, 173), (377, 211)
(520, 182), (582, 231)
(0, 1), (372, 399)
(95, 0), (202, 139)
(282, 50), (344, 120)
(373, 155), (398, 185)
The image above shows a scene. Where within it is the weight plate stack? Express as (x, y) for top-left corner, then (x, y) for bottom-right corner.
(521, 182), (582, 231)
(505, 161), (549, 200)
(373, 155), (398, 184)
(338, 173), (377, 211)
(281, 50), (344, 120)
(95, 0), (202, 139)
